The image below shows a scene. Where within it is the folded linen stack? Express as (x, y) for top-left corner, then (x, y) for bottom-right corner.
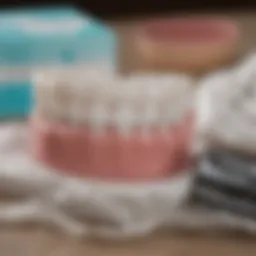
(193, 147), (256, 219)
(193, 54), (256, 218)
(30, 69), (195, 181)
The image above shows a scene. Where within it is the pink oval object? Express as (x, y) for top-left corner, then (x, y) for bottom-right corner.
(30, 115), (194, 181)
(136, 17), (240, 74)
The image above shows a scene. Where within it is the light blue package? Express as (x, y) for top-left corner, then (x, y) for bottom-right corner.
(0, 6), (117, 118)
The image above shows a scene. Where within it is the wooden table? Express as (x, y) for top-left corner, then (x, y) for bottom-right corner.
(2, 11), (256, 256)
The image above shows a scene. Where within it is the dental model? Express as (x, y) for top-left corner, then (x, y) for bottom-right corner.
(30, 70), (194, 180)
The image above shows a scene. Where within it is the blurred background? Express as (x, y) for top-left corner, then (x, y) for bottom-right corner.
(0, 0), (255, 18)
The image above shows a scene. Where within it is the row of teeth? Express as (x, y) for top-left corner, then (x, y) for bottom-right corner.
(33, 70), (194, 133)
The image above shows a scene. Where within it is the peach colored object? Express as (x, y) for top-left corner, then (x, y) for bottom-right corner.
(136, 17), (240, 74)
(30, 114), (193, 181)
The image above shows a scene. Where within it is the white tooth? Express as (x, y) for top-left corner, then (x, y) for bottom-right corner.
(126, 80), (139, 100)
(48, 81), (59, 120)
(89, 103), (109, 133)
(33, 73), (55, 117)
(158, 103), (168, 126)
(148, 83), (159, 99)
(143, 103), (159, 127)
(32, 69), (194, 133)
(34, 81), (46, 114)
(70, 81), (85, 125)
(59, 82), (73, 123)
(113, 103), (136, 136)
(53, 82), (61, 121)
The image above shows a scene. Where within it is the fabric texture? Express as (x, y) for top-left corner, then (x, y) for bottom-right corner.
(192, 147), (256, 219)
(1, 122), (256, 239)
(196, 54), (256, 154)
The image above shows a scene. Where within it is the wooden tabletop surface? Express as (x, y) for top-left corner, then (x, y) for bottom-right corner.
(2, 11), (256, 256)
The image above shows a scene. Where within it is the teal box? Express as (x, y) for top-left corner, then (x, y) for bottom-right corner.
(0, 6), (117, 118)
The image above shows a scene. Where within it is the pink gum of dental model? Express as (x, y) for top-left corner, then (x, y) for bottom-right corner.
(30, 114), (194, 181)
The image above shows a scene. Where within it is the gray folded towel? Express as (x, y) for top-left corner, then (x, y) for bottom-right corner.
(192, 147), (256, 219)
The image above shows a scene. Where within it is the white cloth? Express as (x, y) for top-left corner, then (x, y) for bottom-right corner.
(0, 123), (256, 239)
(196, 53), (256, 153)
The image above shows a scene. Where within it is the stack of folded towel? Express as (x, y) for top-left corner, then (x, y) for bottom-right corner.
(193, 147), (256, 218)
(192, 54), (256, 218)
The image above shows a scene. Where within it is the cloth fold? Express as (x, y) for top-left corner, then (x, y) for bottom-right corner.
(197, 53), (256, 154)
(192, 147), (256, 219)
